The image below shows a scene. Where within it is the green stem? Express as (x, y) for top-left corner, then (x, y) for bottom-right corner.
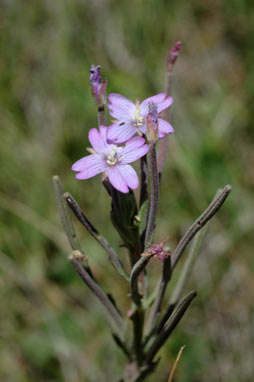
(144, 145), (160, 250)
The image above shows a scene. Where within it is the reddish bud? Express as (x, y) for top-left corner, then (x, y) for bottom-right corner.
(168, 41), (182, 66)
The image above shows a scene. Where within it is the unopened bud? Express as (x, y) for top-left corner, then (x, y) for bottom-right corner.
(146, 102), (158, 144)
(168, 41), (182, 66)
(89, 64), (107, 107)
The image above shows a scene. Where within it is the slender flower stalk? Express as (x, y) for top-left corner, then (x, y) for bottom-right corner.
(158, 41), (182, 175)
(143, 102), (160, 250)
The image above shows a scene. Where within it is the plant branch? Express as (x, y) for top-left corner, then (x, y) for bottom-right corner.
(53, 176), (93, 277)
(158, 41), (182, 175)
(145, 257), (171, 335)
(69, 250), (125, 339)
(64, 192), (129, 281)
(145, 291), (197, 364)
(171, 185), (232, 271)
(130, 255), (154, 306)
(170, 224), (208, 306)
(52, 176), (80, 251)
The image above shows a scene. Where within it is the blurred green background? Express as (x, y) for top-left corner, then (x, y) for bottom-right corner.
(0, 0), (253, 381)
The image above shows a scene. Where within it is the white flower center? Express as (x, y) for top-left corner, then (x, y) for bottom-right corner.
(132, 101), (144, 128)
(106, 145), (121, 166)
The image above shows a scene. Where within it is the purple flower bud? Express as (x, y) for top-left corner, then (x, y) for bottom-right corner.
(89, 64), (107, 107)
(168, 41), (182, 66)
(146, 102), (159, 144)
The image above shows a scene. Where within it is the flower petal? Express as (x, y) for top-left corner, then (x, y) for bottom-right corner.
(88, 126), (107, 153)
(121, 138), (149, 164)
(107, 167), (129, 193)
(157, 96), (173, 113)
(158, 118), (174, 137)
(117, 165), (139, 190)
(108, 93), (136, 120)
(72, 155), (106, 179)
(140, 93), (167, 115)
(107, 122), (137, 144)
(125, 136), (146, 149)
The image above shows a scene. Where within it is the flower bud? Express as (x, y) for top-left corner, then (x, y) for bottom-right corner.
(168, 41), (182, 66)
(89, 64), (107, 107)
(146, 102), (158, 144)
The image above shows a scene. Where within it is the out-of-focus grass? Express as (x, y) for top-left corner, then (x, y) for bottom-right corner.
(0, 0), (253, 381)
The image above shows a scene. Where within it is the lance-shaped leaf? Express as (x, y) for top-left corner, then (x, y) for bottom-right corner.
(64, 192), (129, 281)
(69, 250), (125, 340)
(52, 175), (80, 251)
(145, 256), (171, 335)
(145, 291), (197, 364)
(171, 185), (232, 270)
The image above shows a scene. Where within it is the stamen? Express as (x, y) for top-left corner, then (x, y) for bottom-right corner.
(106, 145), (119, 166)
(132, 100), (144, 127)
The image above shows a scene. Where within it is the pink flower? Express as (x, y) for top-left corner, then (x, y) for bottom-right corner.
(107, 93), (174, 144)
(72, 126), (149, 193)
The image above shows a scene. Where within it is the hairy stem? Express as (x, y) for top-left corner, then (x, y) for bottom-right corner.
(130, 255), (154, 306)
(144, 145), (160, 249)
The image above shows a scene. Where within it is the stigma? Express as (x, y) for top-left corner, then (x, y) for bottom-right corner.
(106, 145), (121, 166)
(132, 100), (144, 128)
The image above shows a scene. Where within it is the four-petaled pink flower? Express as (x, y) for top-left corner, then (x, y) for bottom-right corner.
(107, 93), (174, 144)
(72, 126), (149, 193)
